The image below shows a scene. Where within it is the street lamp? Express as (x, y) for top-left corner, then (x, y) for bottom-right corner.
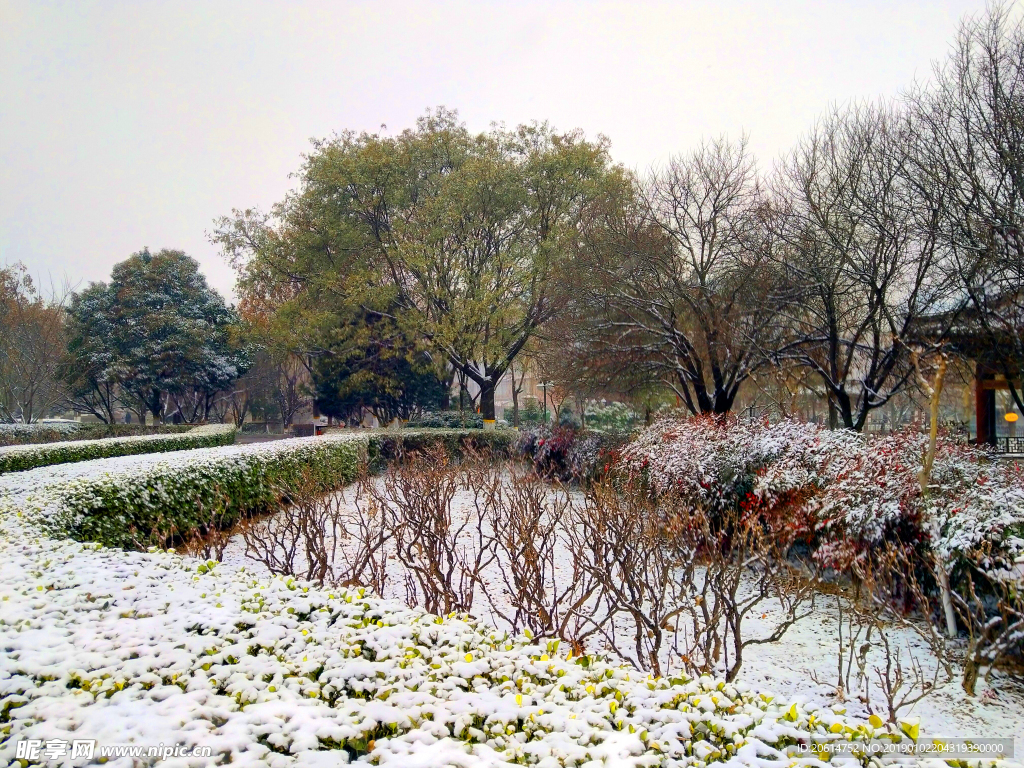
(540, 381), (553, 424)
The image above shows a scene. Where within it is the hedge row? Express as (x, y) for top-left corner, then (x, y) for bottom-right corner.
(0, 422), (194, 447)
(24, 429), (511, 549)
(366, 427), (513, 469)
(0, 424), (237, 474)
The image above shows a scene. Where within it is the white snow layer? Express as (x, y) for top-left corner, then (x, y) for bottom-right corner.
(0, 436), (1019, 767)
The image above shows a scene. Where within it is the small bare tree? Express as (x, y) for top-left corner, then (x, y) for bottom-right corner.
(241, 472), (347, 586)
(373, 449), (498, 615)
(816, 543), (954, 722)
(481, 467), (602, 648)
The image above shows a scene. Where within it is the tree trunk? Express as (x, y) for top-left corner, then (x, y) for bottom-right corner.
(439, 364), (455, 411)
(480, 379), (496, 429)
(915, 352), (958, 639)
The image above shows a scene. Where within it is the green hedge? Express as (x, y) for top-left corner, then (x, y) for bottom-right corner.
(47, 433), (361, 549)
(0, 424), (236, 474)
(364, 428), (513, 470)
(37, 429), (504, 550)
(0, 422), (194, 447)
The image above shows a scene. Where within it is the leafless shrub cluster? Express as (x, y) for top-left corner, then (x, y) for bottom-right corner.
(568, 482), (817, 678)
(815, 543), (955, 723)
(240, 470), (348, 585)
(233, 455), (824, 680)
(372, 449), (498, 615)
(480, 469), (599, 647)
(231, 468), (397, 590)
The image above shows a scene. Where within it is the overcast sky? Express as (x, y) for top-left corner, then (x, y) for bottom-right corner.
(0, 0), (999, 301)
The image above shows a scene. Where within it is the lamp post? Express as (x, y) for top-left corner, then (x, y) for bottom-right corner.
(540, 381), (553, 424)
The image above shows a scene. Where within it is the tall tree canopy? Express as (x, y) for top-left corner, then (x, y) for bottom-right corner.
(66, 248), (246, 422)
(908, 6), (1024, 411)
(0, 264), (67, 423)
(569, 137), (785, 416)
(770, 105), (950, 430)
(215, 109), (618, 423)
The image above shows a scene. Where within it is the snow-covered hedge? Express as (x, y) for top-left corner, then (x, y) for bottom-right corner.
(620, 416), (1024, 572)
(0, 528), (940, 767)
(0, 424), (237, 474)
(0, 422), (194, 448)
(7, 429), (516, 550)
(0, 421), (83, 446)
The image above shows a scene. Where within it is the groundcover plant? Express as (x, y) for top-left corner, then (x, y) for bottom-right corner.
(0, 430), (1014, 766)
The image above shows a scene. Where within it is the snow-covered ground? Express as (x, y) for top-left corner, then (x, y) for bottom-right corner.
(222, 474), (1024, 746)
(1, 447), (1020, 766)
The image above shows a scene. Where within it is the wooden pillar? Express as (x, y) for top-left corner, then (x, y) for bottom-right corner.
(975, 364), (997, 445)
(976, 368), (987, 444)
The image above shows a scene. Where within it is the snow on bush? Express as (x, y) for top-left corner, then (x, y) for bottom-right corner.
(620, 416), (857, 516)
(0, 421), (81, 437)
(3, 430), (516, 550)
(0, 423), (195, 448)
(0, 426), (1014, 766)
(514, 427), (626, 482)
(815, 430), (1024, 571)
(5, 432), (367, 549)
(619, 416), (1024, 573)
(0, 424), (237, 474)
(1, 519), (944, 766)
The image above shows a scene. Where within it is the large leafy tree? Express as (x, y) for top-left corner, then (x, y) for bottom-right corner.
(312, 305), (447, 425)
(216, 109), (616, 424)
(66, 249), (246, 422)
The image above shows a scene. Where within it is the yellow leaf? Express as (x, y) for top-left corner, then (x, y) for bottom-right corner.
(900, 718), (920, 740)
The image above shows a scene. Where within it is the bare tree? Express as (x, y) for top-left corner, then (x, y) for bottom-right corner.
(276, 354), (311, 428)
(770, 104), (951, 430)
(907, 5), (1024, 412)
(573, 137), (786, 415)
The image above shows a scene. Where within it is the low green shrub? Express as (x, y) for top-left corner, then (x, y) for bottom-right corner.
(0, 424), (236, 474)
(404, 411), (510, 429)
(29, 429), (506, 550)
(0, 422), (193, 447)
(367, 428), (513, 470)
(43, 433), (363, 549)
